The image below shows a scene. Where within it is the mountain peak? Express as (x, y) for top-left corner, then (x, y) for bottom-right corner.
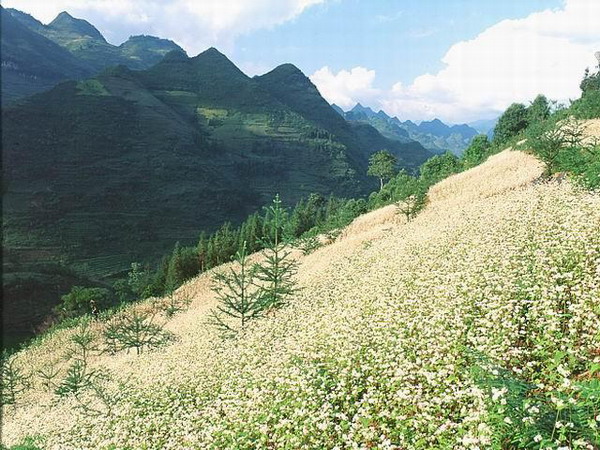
(191, 47), (248, 80)
(49, 11), (106, 42)
(198, 47), (225, 58)
(269, 63), (304, 76)
(350, 103), (376, 118)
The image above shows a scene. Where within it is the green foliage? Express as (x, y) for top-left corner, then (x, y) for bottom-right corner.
(289, 193), (327, 237)
(580, 67), (600, 94)
(297, 235), (322, 255)
(55, 324), (101, 397)
(528, 94), (551, 122)
(396, 193), (427, 222)
(55, 286), (114, 319)
(368, 149), (398, 189)
(55, 359), (97, 397)
(254, 196), (298, 310)
(103, 310), (171, 355)
(570, 90), (600, 119)
(470, 352), (600, 449)
(209, 242), (265, 335)
(493, 102), (530, 145)
(0, 352), (30, 405)
(526, 115), (600, 187)
(1, 435), (45, 450)
(461, 134), (491, 169)
(164, 242), (200, 295)
(368, 170), (425, 209)
(418, 151), (461, 185)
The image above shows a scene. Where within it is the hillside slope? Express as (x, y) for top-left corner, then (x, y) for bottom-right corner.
(3, 150), (599, 448)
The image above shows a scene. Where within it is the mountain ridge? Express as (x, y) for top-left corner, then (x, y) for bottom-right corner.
(337, 103), (480, 154)
(2, 7), (184, 101)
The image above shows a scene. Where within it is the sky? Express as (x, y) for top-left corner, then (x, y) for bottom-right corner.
(4, 0), (599, 123)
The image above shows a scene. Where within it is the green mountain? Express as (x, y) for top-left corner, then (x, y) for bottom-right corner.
(2, 47), (432, 340)
(340, 103), (480, 155)
(0, 8), (93, 103)
(2, 8), (184, 101)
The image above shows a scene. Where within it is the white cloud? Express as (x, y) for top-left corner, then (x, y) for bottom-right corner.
(2, 0), (325, 54)
(309, 66), (380, 109)
(381, 0), (600, 122)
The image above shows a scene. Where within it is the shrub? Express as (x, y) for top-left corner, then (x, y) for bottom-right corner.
(493, 103), (529, 145)
(55, 286), (114, 319)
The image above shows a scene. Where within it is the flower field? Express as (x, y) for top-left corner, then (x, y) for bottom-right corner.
(3, 150), (600, 449)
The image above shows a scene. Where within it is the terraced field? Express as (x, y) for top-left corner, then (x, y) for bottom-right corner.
(3, 150), (599, 449)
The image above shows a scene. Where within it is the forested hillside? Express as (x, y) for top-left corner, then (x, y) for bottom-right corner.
(2, 46), (431, 345)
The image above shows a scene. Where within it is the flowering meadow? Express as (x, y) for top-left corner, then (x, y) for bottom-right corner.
(2, 150), (599, 449)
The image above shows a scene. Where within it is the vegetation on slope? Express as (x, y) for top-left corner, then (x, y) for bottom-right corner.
(2, 147), (598, 449)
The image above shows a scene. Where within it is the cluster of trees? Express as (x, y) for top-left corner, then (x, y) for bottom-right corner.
(492, 94), (552, 146)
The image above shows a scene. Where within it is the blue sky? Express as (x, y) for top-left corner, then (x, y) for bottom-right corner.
(4, 0), (599, 123)
(232, 0), (563, 88)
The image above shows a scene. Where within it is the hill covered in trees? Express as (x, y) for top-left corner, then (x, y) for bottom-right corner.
(2, 42), (431, 344)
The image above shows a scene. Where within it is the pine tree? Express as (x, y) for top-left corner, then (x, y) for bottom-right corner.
(254, 195), (298, 310)
(209, 241), (264, 334)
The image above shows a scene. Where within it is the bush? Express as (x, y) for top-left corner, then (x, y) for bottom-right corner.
(570, 90), (600, 120)
(55, 286), (115, 319)
(461, 134), (491, 169)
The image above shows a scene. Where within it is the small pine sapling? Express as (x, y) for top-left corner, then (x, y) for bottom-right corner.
(254, 195), (298, 310)
(0, 352), (30, 405)
(209, 241), (264, 335)
(103, 309), (171, 355)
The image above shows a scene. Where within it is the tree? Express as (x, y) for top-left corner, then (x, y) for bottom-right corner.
(461, 134), (491, 169)
(493, 103), (529, 145)
(419, 152), (461, 185)
(527, 94), (551, 122)
(254, 195), (298, 310)
(368, 150), (398, 189)
(209, 241), (264, 335)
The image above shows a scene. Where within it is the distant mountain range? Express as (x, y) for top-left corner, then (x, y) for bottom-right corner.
(1, 7), (183, 102)
(333, 103), (482, 155)
(2, 9), (433, 338)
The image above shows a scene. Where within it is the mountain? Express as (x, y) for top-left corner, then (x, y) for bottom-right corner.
(0, 8), (94, 103)
(418, 118), (450, 136)
(468, 117), (499, 138)
(338, 103), (480, 154)
(331, 103), (345, 116)
(2, 47), (432, 339)
(2, 8), (184, 101)
(47, 11), (107, 42)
